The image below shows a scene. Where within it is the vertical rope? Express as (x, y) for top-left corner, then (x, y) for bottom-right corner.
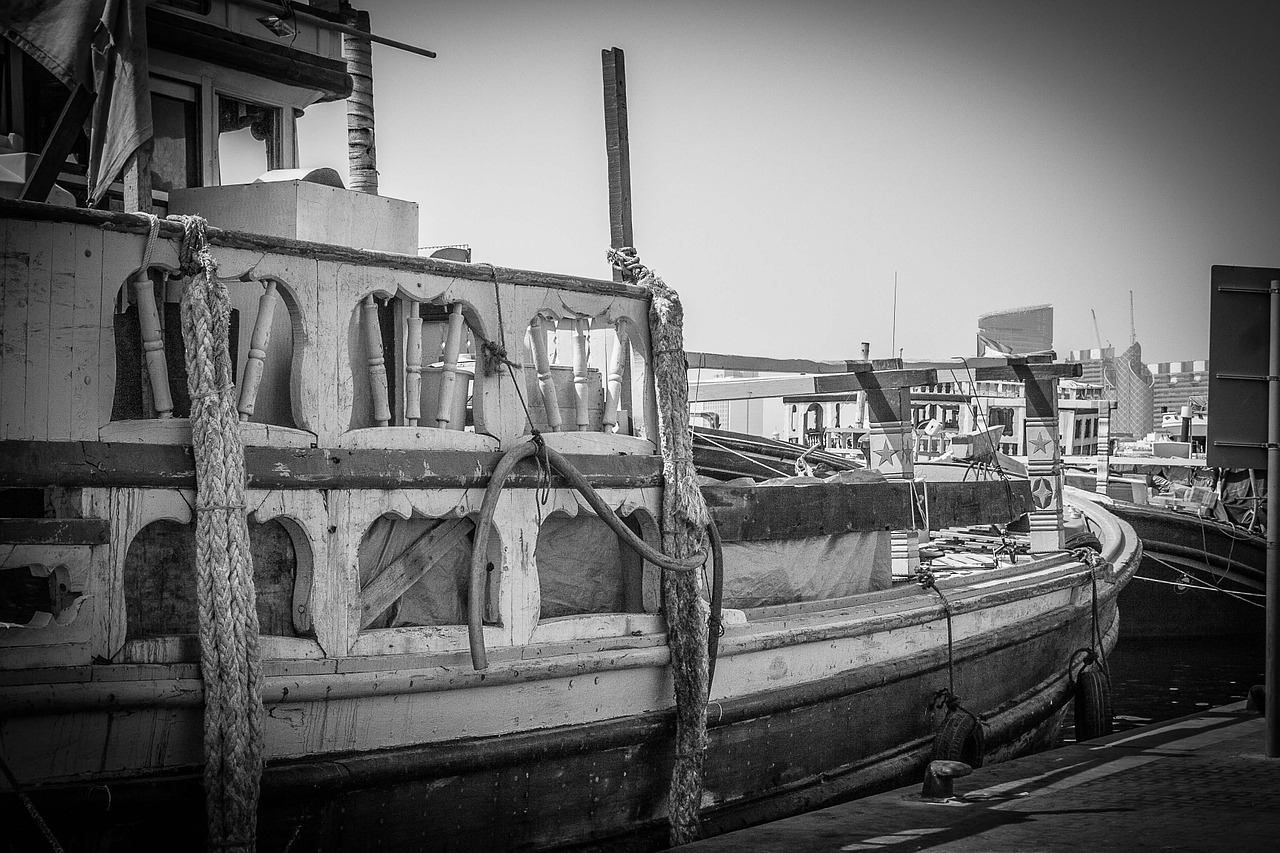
(173, 214), (264, 853)
(608, 247), (709, 846)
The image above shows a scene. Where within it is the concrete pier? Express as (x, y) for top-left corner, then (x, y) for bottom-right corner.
(684, 703), (1277, 852)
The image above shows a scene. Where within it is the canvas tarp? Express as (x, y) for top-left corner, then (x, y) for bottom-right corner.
(719, 531), (891, 609)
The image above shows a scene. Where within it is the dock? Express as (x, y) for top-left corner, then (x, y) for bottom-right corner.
(684, 703), (1278, 852)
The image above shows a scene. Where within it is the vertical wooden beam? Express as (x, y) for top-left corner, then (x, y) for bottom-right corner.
(602, 47), (633, 283)
(604, 325), (630, 433)
(1024, 376), (1064, 551)
(122, 140), (153, 214)
(237, 280), (280, 421)
(435, 303), (465, 430)
(362, 295), (391, 425)
(864, 386), (919, 578)
(404, 301), (424, 426)
(529, 314), (562, 432)
(133, 270), (173, 419)
(572, 317), (591, 430)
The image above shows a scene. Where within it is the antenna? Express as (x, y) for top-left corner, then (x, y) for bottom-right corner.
(1129, 291), (1136, 346)
(891, 271), (898, 357)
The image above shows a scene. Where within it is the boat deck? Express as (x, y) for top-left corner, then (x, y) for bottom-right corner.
(684, 702), (1276, 852)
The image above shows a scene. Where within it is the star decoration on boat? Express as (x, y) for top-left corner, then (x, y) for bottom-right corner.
(1031, 476), (1057, 510)
(874, 440), (901, 467)
(1027, 428), (1055, 457)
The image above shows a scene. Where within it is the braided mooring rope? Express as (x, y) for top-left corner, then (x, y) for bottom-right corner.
(608, 246), (710, 846)
(174, 215), (265, 852)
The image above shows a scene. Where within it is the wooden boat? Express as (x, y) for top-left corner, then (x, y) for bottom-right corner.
(0, 3), (1140, 850)
(1065, 455), (1265, 638)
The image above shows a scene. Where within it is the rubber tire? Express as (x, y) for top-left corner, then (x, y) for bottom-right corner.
(1074, 668), (1113, 741)
(933, 711), (985, 768)
(1065, 528), (1102, 552)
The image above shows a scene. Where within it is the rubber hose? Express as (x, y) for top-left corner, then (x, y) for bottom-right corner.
(706, 518), (724, 692)
(470, 438), (710, 670)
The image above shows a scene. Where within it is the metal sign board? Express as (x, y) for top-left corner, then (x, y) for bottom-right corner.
(1207, 264), (1279, 469)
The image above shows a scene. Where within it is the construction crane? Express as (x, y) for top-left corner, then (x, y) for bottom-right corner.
(1090, 308), (1110, 351)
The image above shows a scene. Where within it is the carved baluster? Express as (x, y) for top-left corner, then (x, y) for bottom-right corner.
(132, 269), (173, 418)
(362, 295), (391, 426)
(572, 317), (591, 430)
(435, 303), (466, 430)
(404, 300), (424, 426)
(237, 280), (279, 421)
(603, 326), (629, 433)
(529, 314), (562, 431)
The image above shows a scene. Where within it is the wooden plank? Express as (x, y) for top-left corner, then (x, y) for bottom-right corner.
(71, 224), (106, 440)
(19, 86), (94, 203)
(687, 352), (892, 375)
(47, 223), (77, 439)
(23, 221), (53, 441)
(359, 516), (474, 629)
(0, 440), (665, 490)
(811, 368), (937, 394)
(1, 219), (36, 440)
(0, 518), (110, 545)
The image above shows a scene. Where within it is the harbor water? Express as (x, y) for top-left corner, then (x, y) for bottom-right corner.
(1060, 634), (1266, 743)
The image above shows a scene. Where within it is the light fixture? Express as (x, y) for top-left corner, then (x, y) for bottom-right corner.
(257, 14), (296, 39)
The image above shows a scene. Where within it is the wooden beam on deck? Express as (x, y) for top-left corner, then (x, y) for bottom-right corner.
(20, 86), (93, 203)
(687, 352), (899, 375)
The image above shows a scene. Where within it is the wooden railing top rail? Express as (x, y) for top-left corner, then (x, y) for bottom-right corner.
(0, 198), (647, 301)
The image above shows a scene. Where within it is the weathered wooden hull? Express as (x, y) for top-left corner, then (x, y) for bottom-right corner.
(2, 498), (1136, 852)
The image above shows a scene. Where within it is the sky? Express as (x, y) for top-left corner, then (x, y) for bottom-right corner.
(296, 0), (1280, 366)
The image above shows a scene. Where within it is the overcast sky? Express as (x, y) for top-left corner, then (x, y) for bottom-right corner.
(298, 0), (1280, 365)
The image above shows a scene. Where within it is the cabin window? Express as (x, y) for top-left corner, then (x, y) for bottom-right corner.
(357, 514), (489, 629)
(217, 95), (282, 185)
(534, 513), (647, 619)
(522, 314), (637, 435)
(123, 518), (301, 639)
(151, 77), (202, 193)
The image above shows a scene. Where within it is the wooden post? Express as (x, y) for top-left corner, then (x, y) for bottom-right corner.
(404, 301), (424, 426)
(572, 317), (591, 430)
(865, 386), (918, 578)
(529, 315), (562, 432)
(237, 280), (279, 421)
(362, 295), (391, 426)
(435, 303), (465, 430)
(123, 140), (153, 214)
(602, 47), (633, 283)
(133, 270), (173, 418)
(1024, 377), (1064, 552)
(344, 9), (378, 195)
(604, 326), (630, 433)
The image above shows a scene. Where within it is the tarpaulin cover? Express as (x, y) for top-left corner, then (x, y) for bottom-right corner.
(535, 513), (630, 618)
(719, 530), (891, 609)
(358, 516), (473, 628)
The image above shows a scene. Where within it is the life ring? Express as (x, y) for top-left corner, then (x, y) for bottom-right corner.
(933, 710), (985, 768)
(1074, 667), (1113, 741)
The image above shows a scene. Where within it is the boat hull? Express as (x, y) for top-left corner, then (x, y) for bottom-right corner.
(1104, 502), (1264, 639)
(2, 518), (1135, 852)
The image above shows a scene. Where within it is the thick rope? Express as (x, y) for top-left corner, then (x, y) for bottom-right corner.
(609, 246), (710, 846)
(173, 214), (265, 853)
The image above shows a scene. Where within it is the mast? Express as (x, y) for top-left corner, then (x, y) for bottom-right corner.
(345, 8), (378, 194)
